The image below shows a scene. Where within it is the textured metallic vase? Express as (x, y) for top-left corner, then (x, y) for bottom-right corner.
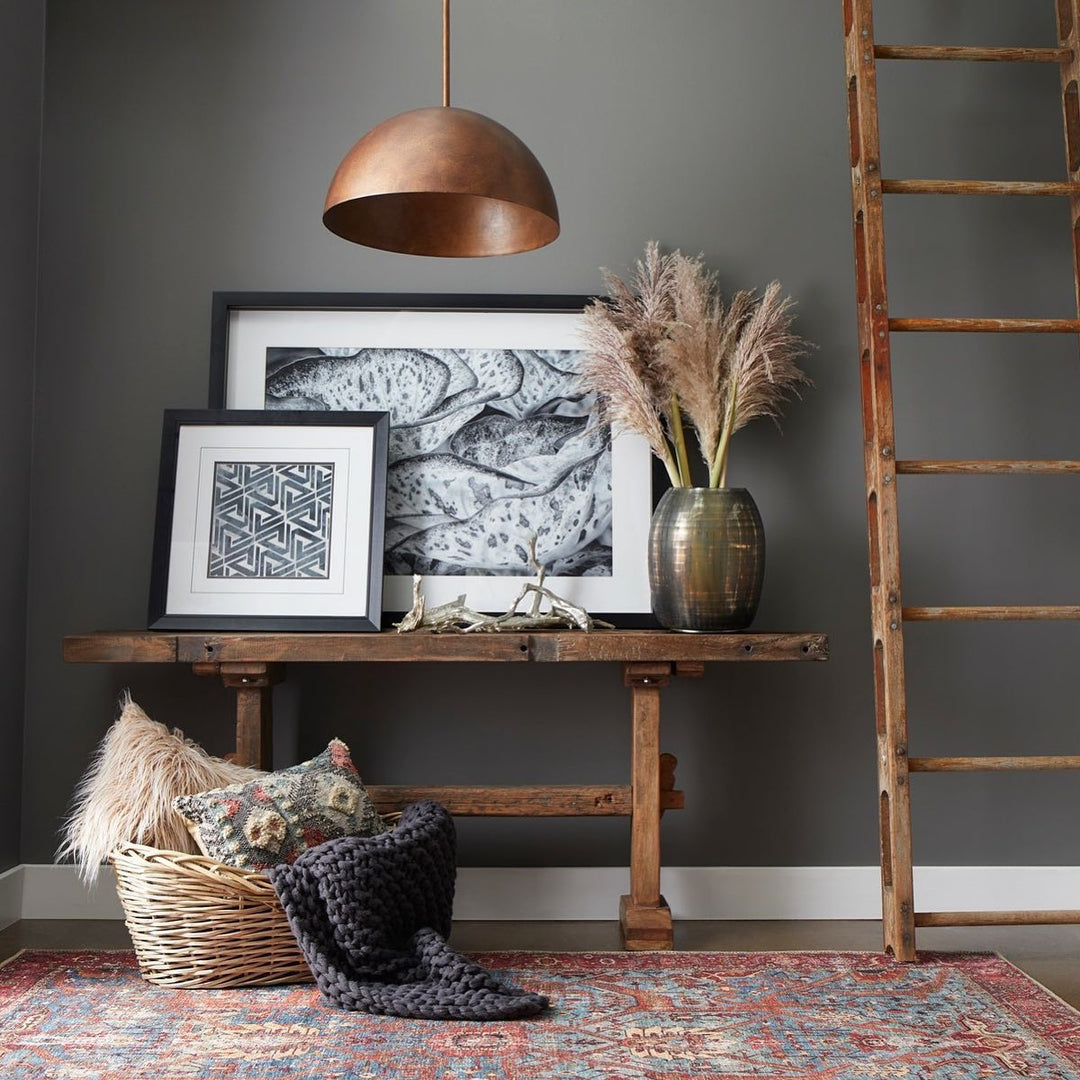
(648, 487), (765, 632)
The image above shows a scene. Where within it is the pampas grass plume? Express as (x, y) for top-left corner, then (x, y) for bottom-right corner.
(57, 692), (265, 882)
(579, 241), (811, 489)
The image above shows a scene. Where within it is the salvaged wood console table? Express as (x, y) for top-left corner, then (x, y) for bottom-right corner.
(63, 629), (828, 949)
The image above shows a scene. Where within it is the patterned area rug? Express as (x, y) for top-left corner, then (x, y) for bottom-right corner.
(2, 949), (1079, 1079)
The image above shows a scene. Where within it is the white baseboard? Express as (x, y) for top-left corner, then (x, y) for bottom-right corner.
(0, 863), (23, 930)
(9, 864), (1080, 922)
(455, 865), (1080, 920)
(21, 865), (123, 920)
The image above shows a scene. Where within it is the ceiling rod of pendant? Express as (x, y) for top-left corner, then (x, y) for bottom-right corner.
(443, 0), (450, 107)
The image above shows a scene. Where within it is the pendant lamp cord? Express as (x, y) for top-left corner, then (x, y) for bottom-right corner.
(442, 0), (450, 107)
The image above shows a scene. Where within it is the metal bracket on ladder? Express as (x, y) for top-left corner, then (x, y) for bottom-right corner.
(843, 0), (1080, 962)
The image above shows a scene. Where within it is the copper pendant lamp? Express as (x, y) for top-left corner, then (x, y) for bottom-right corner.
(323, 0), (559, 257)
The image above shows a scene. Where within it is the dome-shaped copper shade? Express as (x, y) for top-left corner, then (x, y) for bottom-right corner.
(323, 105), (560, 257)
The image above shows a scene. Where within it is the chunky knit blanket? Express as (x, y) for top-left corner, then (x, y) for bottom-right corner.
(269, 800), (549, 1020)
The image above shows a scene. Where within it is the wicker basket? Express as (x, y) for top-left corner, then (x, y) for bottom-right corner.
(111, 843), (313, 989)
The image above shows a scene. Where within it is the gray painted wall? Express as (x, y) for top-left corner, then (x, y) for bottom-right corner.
(0, 0), (43, 872)
(24, 1), (1079, 872)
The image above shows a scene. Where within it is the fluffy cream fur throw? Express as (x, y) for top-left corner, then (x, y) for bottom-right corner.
(58, 692), (265, 882)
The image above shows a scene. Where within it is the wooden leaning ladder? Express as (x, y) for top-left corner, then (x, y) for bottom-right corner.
(844, 0), (1080, 961)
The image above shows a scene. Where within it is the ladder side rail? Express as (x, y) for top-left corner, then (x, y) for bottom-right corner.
(845, 0), (917, 963)
(1058, 1), (1080, 314)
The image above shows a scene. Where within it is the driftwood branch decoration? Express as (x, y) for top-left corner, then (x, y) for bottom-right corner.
(395, 538), (614, 634)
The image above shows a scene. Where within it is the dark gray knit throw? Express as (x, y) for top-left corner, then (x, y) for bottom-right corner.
(269, 800), (549, 1020)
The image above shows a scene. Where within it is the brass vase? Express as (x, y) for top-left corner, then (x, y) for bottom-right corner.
(647, 487), (765, 632)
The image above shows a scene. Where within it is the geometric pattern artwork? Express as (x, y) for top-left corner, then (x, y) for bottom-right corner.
(3, 950), (1080, 1079)
(208, 461), (333, 579)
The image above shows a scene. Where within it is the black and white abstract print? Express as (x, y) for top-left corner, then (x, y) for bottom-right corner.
(264, 347), (612, 577)
(208, 461), (334, 579)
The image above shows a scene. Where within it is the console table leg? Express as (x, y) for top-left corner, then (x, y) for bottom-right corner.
(192, 662), (284, 770)
(232, 684), (273, 769)
(621, 662), (673, 950)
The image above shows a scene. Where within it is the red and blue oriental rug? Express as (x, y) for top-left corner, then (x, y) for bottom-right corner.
(2, 949), (1079, 1078)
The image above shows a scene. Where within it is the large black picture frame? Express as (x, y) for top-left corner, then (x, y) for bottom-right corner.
(207, 292), (655, 623)
(149, 408), (389, 631)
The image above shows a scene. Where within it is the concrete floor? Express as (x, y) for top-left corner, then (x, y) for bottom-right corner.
(2, 919), (1078, 1009)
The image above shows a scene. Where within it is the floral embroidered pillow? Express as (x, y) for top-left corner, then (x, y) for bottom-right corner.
(173, 739), (387, 870)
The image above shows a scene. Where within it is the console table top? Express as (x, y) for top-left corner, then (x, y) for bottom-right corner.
(64, 629), (829, 666)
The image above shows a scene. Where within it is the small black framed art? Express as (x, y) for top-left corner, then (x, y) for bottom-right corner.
(148, 409), (389, 631)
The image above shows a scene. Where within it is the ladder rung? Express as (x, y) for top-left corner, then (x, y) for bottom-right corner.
(889, 317), (1080, 333)
(903, 606), (1080, 621)
(910, 756), (1080, 772)
(915, 910), (1080, 927)
(897, 460), (1080, 475)
(882, 179), (1080, 196)
(875, 45), (1071, 64)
